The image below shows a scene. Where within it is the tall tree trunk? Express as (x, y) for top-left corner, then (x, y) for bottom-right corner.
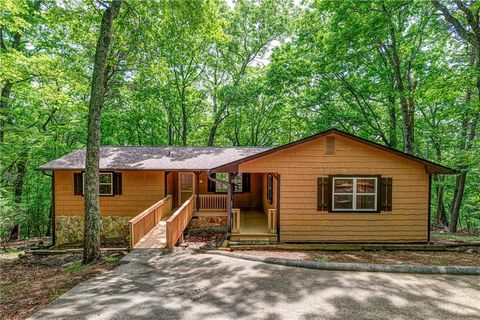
(13, 149), (29, 203)
(449, 47), (479, 233)
(388, 96), (397, 149)
(433, 175), (448, 226)
(0, 82), (13, 143)
(181, 102), (187, 146)
(0, 30), (21, 143)
(83, 0), (121, 264)
(387, 22), (415, 154)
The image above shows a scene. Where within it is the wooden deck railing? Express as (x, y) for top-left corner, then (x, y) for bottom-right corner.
(267, 208), (277, 234)
(197, 194), (228, 211)
(231, 208), (241, 233)
(166, 195), (195, 249)
(129, 195), (172, 248)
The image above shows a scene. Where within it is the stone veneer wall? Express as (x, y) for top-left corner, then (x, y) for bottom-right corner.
(188, 215), (227, 229)
(55, 216), (131, 245)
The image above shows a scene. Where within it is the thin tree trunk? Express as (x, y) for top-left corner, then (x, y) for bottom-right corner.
(449, 173), (467, 232)
(0, 82), (13, 143)
(449, 47), (479, 233)
(83, 0), (121, 264)
(0, 32), (20, 143)
(434, 175), (448, 226)
(13, 149), (29, 203)
(388, 96), (397, 149)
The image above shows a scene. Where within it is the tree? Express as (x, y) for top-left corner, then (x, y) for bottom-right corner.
(83, 0), (122, 264)
(431, 0), (480, 232)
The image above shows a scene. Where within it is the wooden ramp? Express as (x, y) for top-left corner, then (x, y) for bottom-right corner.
(134, 207), (179, 249)
(134, 221), (168, 249)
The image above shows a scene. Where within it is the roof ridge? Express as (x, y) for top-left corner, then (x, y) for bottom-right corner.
(95, 146), (272, 149)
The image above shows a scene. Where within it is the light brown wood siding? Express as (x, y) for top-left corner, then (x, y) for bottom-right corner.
(55, 170), (165, 217)
(238, 133), (429, 243)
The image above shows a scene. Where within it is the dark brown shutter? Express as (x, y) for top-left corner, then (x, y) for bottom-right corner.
(113, 172), (122, 195)
(242, 173), (251, 192)
(317, 177), (329, 211)
(73, 173), (83, 195)
(207, 178), (216, 192)
(381, 177), (393, 211)
(327, 176), (333, 212)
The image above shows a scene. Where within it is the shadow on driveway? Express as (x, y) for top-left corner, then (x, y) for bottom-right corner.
(29, 248), (480, 320)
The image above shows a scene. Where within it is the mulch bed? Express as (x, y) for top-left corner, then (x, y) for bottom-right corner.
(0, 251), (123, 320)
(233, 249), (480, 267)
(182, 229), (226, 249)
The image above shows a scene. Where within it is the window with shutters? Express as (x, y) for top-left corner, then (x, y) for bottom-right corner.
(82, 172), (113, 196)
(267, 173), (273, 204)
(332, 177), (377, 212)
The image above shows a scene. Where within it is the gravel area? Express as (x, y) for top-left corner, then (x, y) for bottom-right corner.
(233, 249), (480, 266)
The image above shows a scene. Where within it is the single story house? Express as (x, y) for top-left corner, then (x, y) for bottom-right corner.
(37, 128), (453, 247)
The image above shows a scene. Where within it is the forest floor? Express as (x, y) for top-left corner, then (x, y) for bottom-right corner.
(0, 250), (124, 320)
(431, 230), (480, 243)
(230, 249), (480, 266)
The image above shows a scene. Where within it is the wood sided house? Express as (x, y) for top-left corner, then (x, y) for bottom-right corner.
(37, 129), (453, 248)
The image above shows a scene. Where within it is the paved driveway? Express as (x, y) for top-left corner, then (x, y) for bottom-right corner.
(30, 249), (480, 320)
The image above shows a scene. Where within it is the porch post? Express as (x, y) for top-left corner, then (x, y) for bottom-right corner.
(226, 173), (234, 235)
(164, 171), (170, 196)
(194, 171), (200, 210)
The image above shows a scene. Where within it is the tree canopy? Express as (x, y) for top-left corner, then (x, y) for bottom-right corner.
(1, 0), (479, 240)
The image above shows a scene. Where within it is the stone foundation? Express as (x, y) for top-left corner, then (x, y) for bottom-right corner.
(188, 214), (227, 228)
(55, 215), (130, 246)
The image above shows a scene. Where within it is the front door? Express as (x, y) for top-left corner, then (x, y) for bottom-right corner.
(178, 172), (194, 205)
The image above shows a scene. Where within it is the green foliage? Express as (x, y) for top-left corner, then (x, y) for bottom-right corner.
(63, 262), (90, 273)
(1, 0), (479, 239)
(103, 255), (119, 263)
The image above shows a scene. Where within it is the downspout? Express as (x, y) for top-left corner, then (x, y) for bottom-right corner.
(428, 173), (432, 244)
(207, 171), (232, 236)
(276, 174), (281, 243)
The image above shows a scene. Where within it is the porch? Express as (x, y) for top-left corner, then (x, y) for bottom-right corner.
(128, 170), (279, 249)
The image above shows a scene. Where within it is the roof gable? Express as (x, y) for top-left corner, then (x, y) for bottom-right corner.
(211, 129), (454, 174)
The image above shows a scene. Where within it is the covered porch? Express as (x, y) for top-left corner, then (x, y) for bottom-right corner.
(128, 170), (279, 249)
(165, 170), (279, 242)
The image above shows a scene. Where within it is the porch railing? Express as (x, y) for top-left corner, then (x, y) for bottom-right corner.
(129, 195), (172, 248)
(166, 195), (195, 249)
(267, 208), (277, 234)
(232, 208), (241, 233)
(197, 194), (228, 211)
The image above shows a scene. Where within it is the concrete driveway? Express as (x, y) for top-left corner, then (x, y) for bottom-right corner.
(30, 249), (480, 320)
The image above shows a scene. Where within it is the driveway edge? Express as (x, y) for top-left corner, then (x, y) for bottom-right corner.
(200, 250), (480, 275)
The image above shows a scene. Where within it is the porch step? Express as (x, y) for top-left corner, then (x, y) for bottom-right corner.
(230, 233), (277, 242)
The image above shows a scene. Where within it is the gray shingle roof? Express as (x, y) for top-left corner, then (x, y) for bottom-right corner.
(37, 146), (271, 171)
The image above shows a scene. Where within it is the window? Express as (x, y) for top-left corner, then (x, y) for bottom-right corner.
(214, 173), (245, 193)
(83, 172), (113, 196)
(267, 173), (273, 204)
(332, 177), (377, 211)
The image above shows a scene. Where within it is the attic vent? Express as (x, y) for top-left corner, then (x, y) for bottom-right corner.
(325, 136), (336, 155)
